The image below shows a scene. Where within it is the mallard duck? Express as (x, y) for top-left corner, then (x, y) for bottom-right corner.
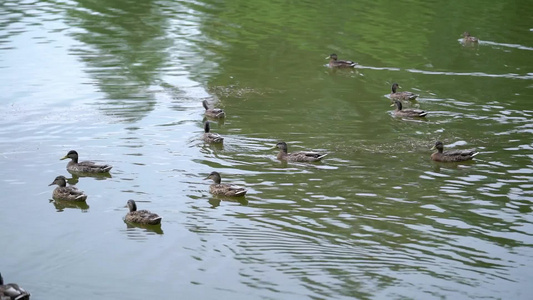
(462, 32), (479, 43)
(0, 273), (31, 300)
(124, 200), (162, 225)
(61, 150), (112, 173)
(48, 175), (87, 201)
(326, 53), (357, 68)
(431, 141), (479, 162)
(390, 83), (419, 100)
(274, 141), (327, 162)
(203, 121), (223, 143)
(205, 171), (247, 197)
(391, 100), (427, 118)
(202, 100), (225, 118)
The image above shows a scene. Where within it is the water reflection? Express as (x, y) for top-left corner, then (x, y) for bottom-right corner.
(50, 199), (90, 212)
(124, 221), (164, 236)
(66, 172), (112, 185)
(65, 0), (171, 122)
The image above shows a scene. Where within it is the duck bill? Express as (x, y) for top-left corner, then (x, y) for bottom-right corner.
(390, 103), (395, 107)
(325, 56), (330, 59)
(48, 181), (55, 186)
(430, 145), (436, 150)
(60, 155), (69, 160)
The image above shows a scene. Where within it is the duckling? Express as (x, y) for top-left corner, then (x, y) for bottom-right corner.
(48, 175), (87, 202)
(203, 121), (223, 143)
(391, 100), (427, 118)
(61, 150), (112, 173)
(0, 273), (30, 300)
(202, 100), (225, 118)
(326, 53), (357, 68)
(205, 171), (247, 197)
(462, 32), (479, 43)
(390, 83), (419, 101)
(274, 141), (327, 162)
(431, 141), (479, 162)
(124, 200), (162, 225)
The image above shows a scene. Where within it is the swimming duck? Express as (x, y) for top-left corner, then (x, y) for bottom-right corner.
(203, 121), (223, 143)
(462, 32), (479, 43)
(61, 150), (112, 173)
(431, 141), (479, 162)
(205, 171), (247, 197)
(391, 100), (427, 118)
(326, 53), (357, 68)
(124, 200), (162, 225)
(390, 83), (419, 100)
(48, 175), (87, 201)
(274, 141), (328, 162)
(0, 273), (30, 300)
(202, 100), (226, 118)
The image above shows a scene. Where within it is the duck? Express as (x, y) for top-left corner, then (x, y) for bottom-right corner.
(203, 121), (223, 143)
(391, 100), (427, 118)
(462, 32), (479, 43)
(431, 141), (479, 162)
(202, 100), (225, 118)
(0, 273), (30, 300)
(205, 171), (247, 197)
(48, 175), (87, 201)
(390, 83), (419, 100)
(61, 150), (112, 173)
(124, 200), (162, 225)
(326, 53), (357, 68)
(274, 141), (327, 162)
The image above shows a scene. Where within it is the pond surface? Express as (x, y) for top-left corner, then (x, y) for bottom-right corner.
(1, 0), (532, 299)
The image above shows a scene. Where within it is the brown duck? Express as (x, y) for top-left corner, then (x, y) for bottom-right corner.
(326, 53), (357, 68)
(274, 141), (327, 162)
(431, 141), (479, 162)
(391, 100), (427, 118)
(202, 100), (225, 118)
(124, 200), (162, 225)
(203, 121), (223, 143)
(390, 83), (419, 101)
(205, 171), (247, 197)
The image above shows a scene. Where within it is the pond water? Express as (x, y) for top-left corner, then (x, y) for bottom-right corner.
(1, 0), (532, 299)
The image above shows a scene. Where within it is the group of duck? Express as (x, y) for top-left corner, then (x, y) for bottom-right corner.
(2, 32), (483, 300)
(325, 32), (480, 162)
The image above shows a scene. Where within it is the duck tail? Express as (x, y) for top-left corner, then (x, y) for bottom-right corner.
(202, 100), (209, 110)
(317, 153), (328, 160)
(235, 190), (247, 196)
(419, 112), (428, 117)
(471, 152), (480, 157)
(103, 165), (113, 172)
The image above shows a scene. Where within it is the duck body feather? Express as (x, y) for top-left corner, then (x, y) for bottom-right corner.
(0, 273), (30, 300)
(209, 183), (247, 197)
